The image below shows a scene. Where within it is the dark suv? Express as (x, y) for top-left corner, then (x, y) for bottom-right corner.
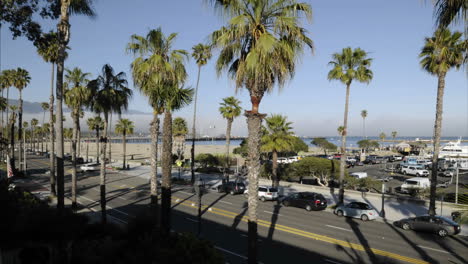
(217, 181), (246, 195)
(281, 192), (327, 211)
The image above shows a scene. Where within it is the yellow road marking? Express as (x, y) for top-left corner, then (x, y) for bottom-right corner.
(172, 196), (428, 264)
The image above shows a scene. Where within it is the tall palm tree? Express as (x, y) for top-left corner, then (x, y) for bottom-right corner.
(55, 0), (96, 213)
(127, 28), (189, 230)
(12, 68), (30, 174)
(361, 110), (368, 139)
(379, 132), (386, 148)
(40, 102), (49, 152)
(22, 121), (28, 174)
(87, 116), (104, 163)
(191, 43), (212, 183)
(209, 1), (313, 261)
(219, 96), (242, 180)
(37, 31), (66, 197)
(261, 114), (295, 188)
(31, 118), (38, 151)
(1, 70), (15, 139)
(173, 117), (188, 168)
(115, 119), (134, 170)
(64, 67), (91, 210)
(8, 105), (18, 170)
(391, 131), (397, 141)
(419, 28), (466, 215)
(88, 64), (132, 223)
(328, 47), (373, 205)
(432, 0), (467, 30)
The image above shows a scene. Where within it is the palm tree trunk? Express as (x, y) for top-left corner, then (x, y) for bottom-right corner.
(9, 115), (15, 172)
(191, 65), (202, 184)
(6, 87), (9, 141)
(150, 112), (160, 204)
(122, 132), (126, 170)
(362, 117), (365, 139)
(71, 113), (79, 211)
(108, 113), (112, 164)
(429, 72), (446, 216)
(161, 110), (173, 235)
(245, 111), (264, 264)
(272, 150), (278, 187)
(96, 129), (99, 163)
(18, 91), (23, 174)
(338, 83), (351, 205)
(23, 127), (26, 174)
(49, 62), (56, 196)
(99, 113), (109, 224)
(56, 3), (71, 213)
(225, 118), (232, 181)
(77, 122), (81, 159)
(86, 135), (89, 163)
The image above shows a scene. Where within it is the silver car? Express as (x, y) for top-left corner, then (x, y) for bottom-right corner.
(334, 202), (379, 221)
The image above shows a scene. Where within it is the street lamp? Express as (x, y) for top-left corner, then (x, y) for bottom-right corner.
(381, 183), (386, 218)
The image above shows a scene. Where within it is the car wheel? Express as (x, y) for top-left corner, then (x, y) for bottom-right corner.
(402, 222), (410, 230)
(361, 214), (369, 221)
(336, 210), (344, 217)
(230, 190), (235, 195)
(416, 173), (420, 177)
(305, 205), (312, 211)
(260, 196), (266, 202)
(217, 187), (222, 193)
(438, 229), (448, 237)
(282, 201), (289, 207)
(403, 171), (407, 175)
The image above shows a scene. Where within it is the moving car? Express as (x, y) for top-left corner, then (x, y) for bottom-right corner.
(244, 186), (279, 202)
(394, 215), (461, 237)
(401, 165), (429, 176)
(80, 163), (100, 172)
(217, 181), (246, 195)
(334, 202), (378, 221)
(281, 192), (327, 211)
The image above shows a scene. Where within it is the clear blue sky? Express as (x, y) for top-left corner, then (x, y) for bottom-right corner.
(1, 0), (467, 137)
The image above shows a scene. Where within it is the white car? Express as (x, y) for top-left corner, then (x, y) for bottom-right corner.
(244, 186), (279, 202)
(401, 166), (429, 177)
(80, 163), (100, 172)
(277, 157), (289, 164)
(335, 202), (379, 221)
(346, 156), (357, 163)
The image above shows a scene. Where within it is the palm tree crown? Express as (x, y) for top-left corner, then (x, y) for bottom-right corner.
(219, 96), (242, 121)
(12, 68), (31, 91)
(173, 117), (188, 137)
(432, 0), (467, 29)
(328, 47), (373, 86)
(115, 119), (134, 135)
(261, 114), (295, 153)
(192, 43), (212, 67)
(361, 110), (367, 119)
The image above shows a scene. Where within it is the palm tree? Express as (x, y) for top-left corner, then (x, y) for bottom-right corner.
(328, 47), (373, 205)
(115, 119), (134, 170)
(391, 131), (397, 141)
(40, 102), (49, 152)
(261, 115), (295, 187)
(64, 67), (92, 210)
(31, 118), (38, 152)
(88, 64), (132, 224)
(209, 1), (313, 261)
(87, 116), (104, 163)
(54, 0), (96, 213)
(22, 121), (28, 174)
(379, 132), (386, 148)
(64, 128), (73, 153)
(432, 0), (467, 30)
(8, 105), (18, 170)
(127, 28), (190, 232)
(173, 117), (188, 168)
(12, 68), (31, 173)
(190, 43), (212, 183)
(37, 31), (66, 197)
(361, 110), (368, 139)
(219, 96), (242, 180)
(1, 70), (15, 139)
(419, 28), (466, 215)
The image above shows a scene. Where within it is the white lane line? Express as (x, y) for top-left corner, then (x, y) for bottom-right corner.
(417, 245), (450, 254)
(220, 201), (233, 205)
(240, 234), (248, 237)
(78, 195), (130, 216)
(214, 246), (247, 260)
(325, 225), (352, 232)
(185, 217), (198, 223)
(263, 210), (282, 216)
(324, 259), (342, 264)
(76, 197), (128, 224)
(180, 191), (193, 195)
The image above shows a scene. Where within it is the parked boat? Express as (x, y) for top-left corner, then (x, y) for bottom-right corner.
(439, 139), (468, 158)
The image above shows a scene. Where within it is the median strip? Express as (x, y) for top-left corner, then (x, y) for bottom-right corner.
(172, 196), (429, 264)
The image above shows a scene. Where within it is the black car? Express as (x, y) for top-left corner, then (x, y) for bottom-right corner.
(217, 181), (246, 195)
(394, 215), (461, 237)
(281, 192), (327, 211)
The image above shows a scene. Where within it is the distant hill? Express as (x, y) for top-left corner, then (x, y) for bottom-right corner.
(7, 99), (150, 115)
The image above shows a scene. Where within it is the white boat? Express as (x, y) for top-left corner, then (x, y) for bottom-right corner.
(439, 139), (468, 158)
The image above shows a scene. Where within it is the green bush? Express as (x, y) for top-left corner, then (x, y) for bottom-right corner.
(289, 157), (341, 179)
(195, 153), (219, 168)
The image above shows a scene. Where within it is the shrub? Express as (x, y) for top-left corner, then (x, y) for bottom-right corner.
(195, 153), (219, 168)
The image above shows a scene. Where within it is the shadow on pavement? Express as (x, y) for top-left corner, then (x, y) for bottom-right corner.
(201, 192), (228, 216)
(231, 201), (248, 230)
(266, 200), (282, 241)
(344, 217), (378, 263)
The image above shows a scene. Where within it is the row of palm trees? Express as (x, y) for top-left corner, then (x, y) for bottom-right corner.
(2, 1), (465, 263)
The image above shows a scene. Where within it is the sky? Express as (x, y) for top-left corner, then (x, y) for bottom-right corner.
(1, 0), (467, 137)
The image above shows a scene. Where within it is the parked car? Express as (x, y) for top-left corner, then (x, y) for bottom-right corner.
(376, 176), (393, 182)
(281, 192), (327, 211)
(80, 163), (100, 172)
(394, 215), (461, 237)
(400, 177), (430, 192)
(217, 181), (246, 195)
(350, 172), (368, 179)
(392, 155), (403, 161)
(436, 181), (450, 188)
(244, 186), (279, 202)
(442, 168), (456, 177)
(401, 165), (429, 176)
(346, 156), (357, 163)
(277, 157), (289, 164)
(364, 155), (378, 164)
(374, 156), (387, 164)
(334, 202), (379, 221)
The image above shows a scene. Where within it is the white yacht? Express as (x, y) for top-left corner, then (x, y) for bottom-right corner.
(439, 139), (468, 158)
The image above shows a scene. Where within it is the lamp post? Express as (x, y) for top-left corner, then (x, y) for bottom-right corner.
(381, 183), (386, 218)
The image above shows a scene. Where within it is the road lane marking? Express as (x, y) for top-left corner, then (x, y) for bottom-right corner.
(185, 217), (198, 223)
(416, 245), (449, 254)
(180, 191), (193, 195)
(220, 201), (233, 205)
(325, 225), (352, 232)
(171, 195), (428, 264)
(79, 195), (131, 217)
(324, 259), (342, 264)
(213, 246), (246, 260)
(263, 211), (282, 216)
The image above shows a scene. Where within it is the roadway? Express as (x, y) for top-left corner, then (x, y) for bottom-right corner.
(24, 155), (468, 264)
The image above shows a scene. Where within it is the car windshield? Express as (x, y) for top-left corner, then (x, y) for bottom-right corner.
(435, 216), (458, 226)
(359, 203), (371, 210)
(405, 180), (418, 185)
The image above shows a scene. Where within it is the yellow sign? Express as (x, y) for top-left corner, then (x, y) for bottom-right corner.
(176, 160), (183, 167)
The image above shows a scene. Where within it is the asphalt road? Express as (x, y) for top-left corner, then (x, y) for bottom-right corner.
(24, 155), (468, 264)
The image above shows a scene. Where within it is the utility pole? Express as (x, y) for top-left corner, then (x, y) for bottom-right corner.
(455, 163), (459, 204)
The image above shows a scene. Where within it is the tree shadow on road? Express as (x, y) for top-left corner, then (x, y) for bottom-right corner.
(415, 230), (466, 264)
(231, 201), (248, 230)
(200, 192), (228, 216)
(345, 217), (378, 263)
(266, 200), (282, 241)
